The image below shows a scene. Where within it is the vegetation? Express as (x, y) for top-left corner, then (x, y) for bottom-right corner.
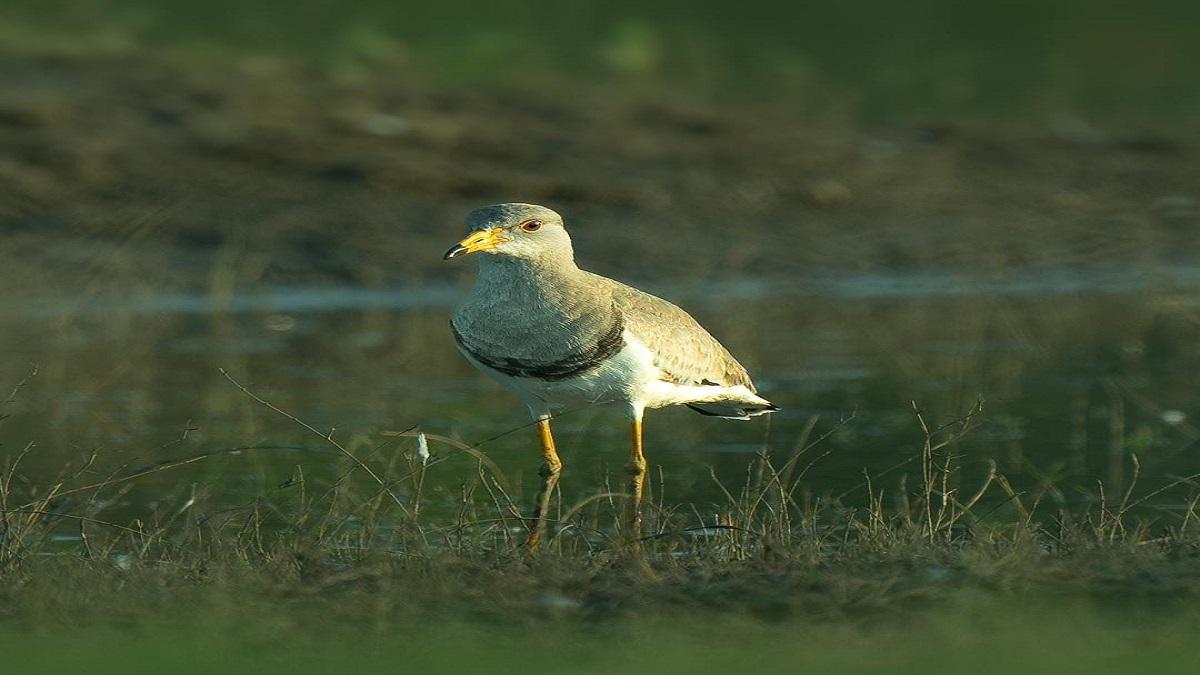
(5, 371), (1200, 674)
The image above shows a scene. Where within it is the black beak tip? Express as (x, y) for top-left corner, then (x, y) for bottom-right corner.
(443, 245), (467, 260)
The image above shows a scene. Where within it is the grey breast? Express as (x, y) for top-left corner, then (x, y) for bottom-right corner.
(451, 264), (627, 381)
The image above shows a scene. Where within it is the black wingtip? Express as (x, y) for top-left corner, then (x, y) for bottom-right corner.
(686, 402), (779, 419)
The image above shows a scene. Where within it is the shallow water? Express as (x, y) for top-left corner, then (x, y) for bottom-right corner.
(3, 265), (1198, 525)
(7, 265), (1200, 318)
(4, 263), (1195, 526)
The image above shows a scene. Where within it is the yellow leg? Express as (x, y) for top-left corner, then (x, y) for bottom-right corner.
(627, 418), (647, 545)
(524, 418), (562, 552)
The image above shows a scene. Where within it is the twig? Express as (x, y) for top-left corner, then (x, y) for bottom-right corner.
(17, 445), (306, 510)
(219, 368), (411, 517)
(0, 363), (38, 429)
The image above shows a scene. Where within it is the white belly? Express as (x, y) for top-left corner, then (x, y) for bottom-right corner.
(458, 330), (768, 420)
(458, 330), (656, 417)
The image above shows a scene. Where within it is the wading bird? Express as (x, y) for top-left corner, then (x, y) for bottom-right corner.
(444, 203), (777, 550)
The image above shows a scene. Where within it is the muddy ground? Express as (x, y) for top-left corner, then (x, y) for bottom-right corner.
(2, 46), (1198, 299)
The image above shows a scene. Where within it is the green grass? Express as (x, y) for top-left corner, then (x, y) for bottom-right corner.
(3, 0), (1199, 121)
(4, 598), (1200, 674)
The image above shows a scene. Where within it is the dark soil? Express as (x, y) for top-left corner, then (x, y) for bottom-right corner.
(3, 47), (1198, 297)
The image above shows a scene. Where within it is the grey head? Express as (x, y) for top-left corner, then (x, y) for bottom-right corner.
(443, 203), (574, 264)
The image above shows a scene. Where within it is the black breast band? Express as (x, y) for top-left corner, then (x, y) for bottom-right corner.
(452, 314), (626, 381)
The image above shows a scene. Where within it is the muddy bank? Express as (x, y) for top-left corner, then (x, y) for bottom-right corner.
(1, 47), (1198, 297)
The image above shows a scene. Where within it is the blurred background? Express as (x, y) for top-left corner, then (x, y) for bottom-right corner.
(1, 0), (1198, 516)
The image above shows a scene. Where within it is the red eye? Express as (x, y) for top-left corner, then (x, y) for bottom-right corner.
(520, 219), (543, 232)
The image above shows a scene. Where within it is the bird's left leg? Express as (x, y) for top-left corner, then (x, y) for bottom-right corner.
(525, 416), (562, 552)
(627, 415), (647, 545)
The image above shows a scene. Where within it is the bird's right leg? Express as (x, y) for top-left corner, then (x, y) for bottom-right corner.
(524, 417), (562, 552)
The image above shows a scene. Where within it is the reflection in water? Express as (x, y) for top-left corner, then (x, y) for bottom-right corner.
(2, 269), (1198, 522)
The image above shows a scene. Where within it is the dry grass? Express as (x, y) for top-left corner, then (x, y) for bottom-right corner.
(3, 367), (1200, 632)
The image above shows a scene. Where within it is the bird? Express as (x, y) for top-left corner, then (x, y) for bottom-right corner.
(444, 203), (777, 551)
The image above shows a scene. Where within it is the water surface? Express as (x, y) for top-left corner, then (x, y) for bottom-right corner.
(4, 266), (1198, 523)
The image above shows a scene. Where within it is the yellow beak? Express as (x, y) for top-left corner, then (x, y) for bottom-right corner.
(443, 227), (507, 260)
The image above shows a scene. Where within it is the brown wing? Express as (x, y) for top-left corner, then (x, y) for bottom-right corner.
(596, 275), (756, 391)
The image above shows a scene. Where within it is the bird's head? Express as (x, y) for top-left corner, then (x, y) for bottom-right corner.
(443, 203), (572, 263)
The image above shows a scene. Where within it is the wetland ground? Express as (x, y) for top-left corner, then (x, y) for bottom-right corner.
(2, 2), (1200, 671)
